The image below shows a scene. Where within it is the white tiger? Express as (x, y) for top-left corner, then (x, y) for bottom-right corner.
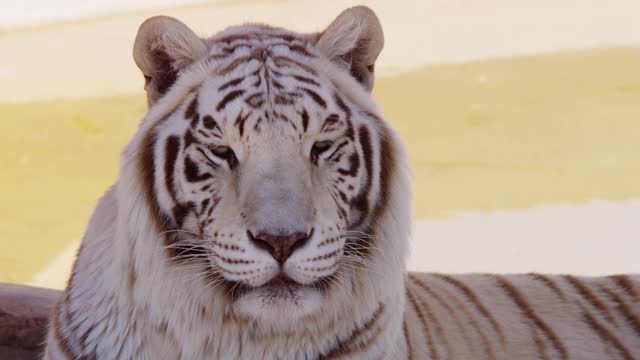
(44, 6), (640, 360)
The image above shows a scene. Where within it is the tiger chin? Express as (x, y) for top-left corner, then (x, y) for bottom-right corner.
(44, 6), (639, 360)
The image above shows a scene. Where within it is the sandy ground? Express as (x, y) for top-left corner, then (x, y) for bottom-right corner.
(409, 199), (640, 276)
(0, 0), (208, 28)
(1, 0), (640, 102)
(0, 1), (639, 288)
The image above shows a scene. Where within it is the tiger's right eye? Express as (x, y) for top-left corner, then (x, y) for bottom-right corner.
(210, 145), (237, 169)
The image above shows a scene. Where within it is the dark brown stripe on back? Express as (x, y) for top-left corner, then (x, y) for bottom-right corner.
(609, 275), (640, 301)
(497, 275), (569, 360)
(565, 275), (616, 324)
(583, 311), (634, 360)
(532, 330), (551, 360)
(435, 274), (505, 344)
(600, 285), (640, 336)
(425, 274), (496, 357)
(409, 274), (476, 351)
(528, 273), (568, 301)
(406, 288), (438, 360)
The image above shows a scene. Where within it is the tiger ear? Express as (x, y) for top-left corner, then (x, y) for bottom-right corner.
(133, 16), (207, 104)
(315, 6), (384, 92)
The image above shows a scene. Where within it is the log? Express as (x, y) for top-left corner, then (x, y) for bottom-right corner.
(0, 283), (60, 360)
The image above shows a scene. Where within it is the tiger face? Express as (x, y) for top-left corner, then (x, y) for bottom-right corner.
(132, 9), (409, 324)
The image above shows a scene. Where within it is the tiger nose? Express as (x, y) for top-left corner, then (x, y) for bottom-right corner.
(247, 230), (311, 264)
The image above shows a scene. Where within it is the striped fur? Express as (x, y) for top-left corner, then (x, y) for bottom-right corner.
(43, 7), (639, 360)
(404, 274), (640, 360)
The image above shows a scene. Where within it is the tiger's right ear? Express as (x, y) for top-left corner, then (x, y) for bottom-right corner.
(133, 16), (207, 104)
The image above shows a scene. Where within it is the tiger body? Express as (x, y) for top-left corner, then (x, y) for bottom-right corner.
(43, 7), (640, 360)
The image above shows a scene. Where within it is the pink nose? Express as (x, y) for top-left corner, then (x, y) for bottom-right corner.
(248, 230), (311, 263)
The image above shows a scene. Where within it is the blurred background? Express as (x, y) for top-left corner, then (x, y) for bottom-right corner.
(1, 0), (639, 289)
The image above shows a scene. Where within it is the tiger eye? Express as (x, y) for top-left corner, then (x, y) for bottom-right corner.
(210, 145), (237, 168)
(311, 141), (333, 156)
(211, 145), (232, 158)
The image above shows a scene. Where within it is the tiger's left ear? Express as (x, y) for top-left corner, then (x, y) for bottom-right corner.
(315, 6), (384, 92)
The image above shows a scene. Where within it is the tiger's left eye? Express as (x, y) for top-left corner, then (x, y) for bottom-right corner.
(312, 140), (333, 154)
(310, 140), (333, 162)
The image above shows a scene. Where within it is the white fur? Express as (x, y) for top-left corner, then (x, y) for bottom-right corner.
(44, 12), (411, 360)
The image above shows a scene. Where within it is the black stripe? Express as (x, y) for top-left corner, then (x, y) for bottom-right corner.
(218, 77), (244, 91)
(497, 276), (568, 359)
(216, 89), (246, 111)
(184, 155), (212, 182)
(583, 311), (634, 360)
(528, 273), (568, 301)
(337, 152), (360, 177)
(406, 288), (438, 359)
(565, 275), (616, 324)
(301, 109), (309, 132)
(334, 93), (352, 119)
(164, 136), (181, 201)
(600, 285), (640, 336)
(348, 126), (373, 231)
(609, 275), (640, 301)
(234, 111), (250, 137)
(202, 115), (220, 131)
(321, 114), (341, 131)
(299, 87), (327, 108)
(409, 274), (477, 353)
(293, 75), (320, 86)
(185, 96), (199, 128)
(436, 274), (505, 344)
(328, 140), (349, 162)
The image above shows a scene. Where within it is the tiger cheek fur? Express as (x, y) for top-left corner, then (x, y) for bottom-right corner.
(43, 6), (640, 360)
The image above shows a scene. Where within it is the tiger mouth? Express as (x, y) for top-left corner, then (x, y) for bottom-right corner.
(218, 272), (335, 302)
(259, 274), (303, 299)
(264, 273), (298, 288)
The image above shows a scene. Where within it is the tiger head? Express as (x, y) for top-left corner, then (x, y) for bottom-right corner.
(126, 7), (410, 326)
